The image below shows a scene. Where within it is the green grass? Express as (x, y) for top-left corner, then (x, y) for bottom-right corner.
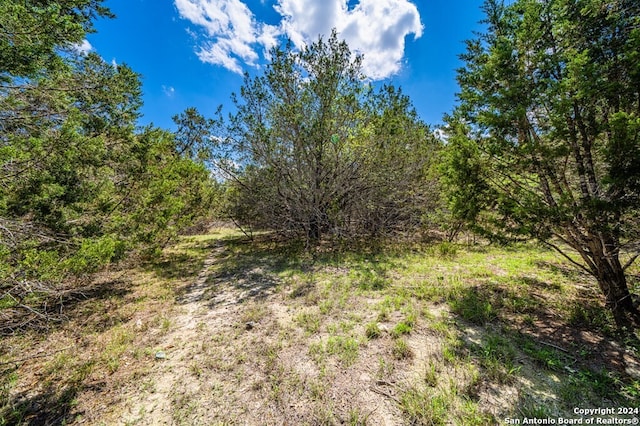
(295, 311), (322, 335)
(392, 337), (413, 360)
(4, 229), (639, 425)
(207, 234), (639, 421)
(365, 322), (381, 339)
(399, 387), (449, 425)
(470, 331), (519, 383)
(313, 335), (360, 367)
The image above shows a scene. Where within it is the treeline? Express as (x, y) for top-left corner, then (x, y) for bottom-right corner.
(0, 1), (216, 330)
(2, 0), (640, 329)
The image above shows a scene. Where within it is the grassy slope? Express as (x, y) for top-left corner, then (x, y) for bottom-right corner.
(1, 229), (639, 425)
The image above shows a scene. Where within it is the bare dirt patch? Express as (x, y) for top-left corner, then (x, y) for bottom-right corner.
(116, 240), (412, 425)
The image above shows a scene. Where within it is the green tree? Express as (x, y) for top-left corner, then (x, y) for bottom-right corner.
(0, 0), (112, 77)
(0, 1), (215, 330)
(356, 85), (439, 237)
(449, 0), (640, 326)
(219, 31), (437, 243)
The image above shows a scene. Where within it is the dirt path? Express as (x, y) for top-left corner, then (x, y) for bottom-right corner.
(121, 242), (252, 425)
(118, 240), (405, 425)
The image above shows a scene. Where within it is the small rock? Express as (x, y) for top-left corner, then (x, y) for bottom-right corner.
(155, 351), (167, 360)
(378, 324), (390, 333)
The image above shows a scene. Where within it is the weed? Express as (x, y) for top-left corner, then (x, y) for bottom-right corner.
(103, 326), (134, 374)
(456, 399), (495, 425)
(347, 407), (369, 425)
(295, 311), (321, 335)
(413, 275), (465, 303)
(339, 320), (356, 334)
(349, 266), (390, 291)
(392, 338), (413, 360)
(241, 304), (269, 324)
(392, 321), (412, 337)
(310, 404), (337, 424)
(575, 369), (617, 399)
(326, 336), (360, 367)
(567, 301), (609, 329)
(517, 396), (555, 419)
(376, 306), (390, 322)
(471, 332), (519, 384)
(159, 316), (172, 333)
(427, 317), (452, 336)
(459, 361), (482, 397)
(522, 314), (536, 326)
(309, 378), (327, 400)
(557, 377), (583, 406)
(46, 352), (73, 376)
(450, 287), (496, 325)
(399, 387), (449, 425)
(319, 299), (334, 315)
(621, 380), (640, 400)
(423, 361), (439, 387)
(520, 338), (565, 371)
(435, 241), (458, 258)
(189, 362), (203, 378)
(171, 391), (199, 425)
(365, 322), (381, 339)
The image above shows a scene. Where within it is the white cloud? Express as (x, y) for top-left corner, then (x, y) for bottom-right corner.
(175, 0), (279, 73)
(276, 0), (423, 79)
(163, 85), (176, 97)
(73, 39), (93, 55)
(175, 0), (422, 79)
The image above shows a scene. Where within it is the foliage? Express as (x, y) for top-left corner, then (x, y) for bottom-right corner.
(0, 0), (112, 77)
(446, 0), (640, 326)
(0, 1), (215, 331)
(215, 30), (439, 243)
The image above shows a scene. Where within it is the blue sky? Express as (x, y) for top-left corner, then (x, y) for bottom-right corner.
(86, 0), (487, 130)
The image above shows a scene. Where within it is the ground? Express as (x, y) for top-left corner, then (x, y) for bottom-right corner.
(1, 228), (640, 425)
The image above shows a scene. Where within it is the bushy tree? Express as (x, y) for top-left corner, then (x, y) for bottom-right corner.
(218, 31), (438, 243)
(448, 0), (640, 326)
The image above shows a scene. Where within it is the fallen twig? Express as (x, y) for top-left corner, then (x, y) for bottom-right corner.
(0, 346), (73, 366)
(370, 386), (401, 404)
(538, 340), (570, 353)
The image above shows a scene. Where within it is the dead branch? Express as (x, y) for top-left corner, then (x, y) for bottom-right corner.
(0, 346), (73, 366)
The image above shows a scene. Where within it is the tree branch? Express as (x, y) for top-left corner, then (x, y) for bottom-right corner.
(623, 252), (640, 271)
(541, 238), (592, 275)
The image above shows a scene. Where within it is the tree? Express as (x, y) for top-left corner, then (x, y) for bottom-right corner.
(449, 0), (640, 326)
(0, 1), (215, 330)
(219, 31), (437, 243)
(0, 0), (112, 77)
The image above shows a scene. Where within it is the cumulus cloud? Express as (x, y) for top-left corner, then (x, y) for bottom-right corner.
(276, 0), (423, 79)
(174, 0), (279, 74)
(174, 0), (422, 79)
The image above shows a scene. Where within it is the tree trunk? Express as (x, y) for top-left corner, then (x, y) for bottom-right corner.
(590, 251), (640, 328)
(308, 215), (320, 242)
